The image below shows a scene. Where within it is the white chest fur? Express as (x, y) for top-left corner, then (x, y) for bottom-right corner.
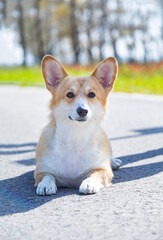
(44, 120), (108, 187)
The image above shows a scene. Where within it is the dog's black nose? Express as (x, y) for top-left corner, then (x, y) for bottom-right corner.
(77, 107), (88, 117)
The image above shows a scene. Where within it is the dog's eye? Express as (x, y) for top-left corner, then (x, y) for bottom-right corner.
(88, 92), (96, 98)
(66, 92), (74, 98)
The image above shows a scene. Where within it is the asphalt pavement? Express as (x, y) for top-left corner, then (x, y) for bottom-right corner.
(0, 86), (163, 240)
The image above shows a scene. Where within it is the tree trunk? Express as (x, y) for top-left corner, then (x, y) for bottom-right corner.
(1, 0), (6, 22)
(86, 2), (94, 64)
(69, 0), (80, 63)
(142, 38), (148, 63)
(111, 39), (119, 60)
(16, 0), (27, 66)
(34, 0), (44, 63)
(99, 0), (106, 61)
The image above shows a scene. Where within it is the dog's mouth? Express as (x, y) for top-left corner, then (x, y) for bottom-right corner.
(68, 116), (87, 122)
(76, 118), (87, 122)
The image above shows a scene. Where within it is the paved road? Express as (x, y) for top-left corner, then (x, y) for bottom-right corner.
(0, 86), (163, 240)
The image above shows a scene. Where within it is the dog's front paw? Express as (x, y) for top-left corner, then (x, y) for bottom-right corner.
(36, 175), (57, 196)
(79, 178), (103, 194)
(111, 157), (122, 170)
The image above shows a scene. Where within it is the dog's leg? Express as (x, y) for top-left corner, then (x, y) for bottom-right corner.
(111, 157), (122, 170)
(36, 174), (57, 196)
(79, 168), (113, 194)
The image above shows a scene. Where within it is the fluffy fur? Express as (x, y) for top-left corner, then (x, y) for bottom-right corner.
(34, 55), (122, 195)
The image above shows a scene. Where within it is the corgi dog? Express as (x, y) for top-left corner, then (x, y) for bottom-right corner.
(34, 55), (122, 195)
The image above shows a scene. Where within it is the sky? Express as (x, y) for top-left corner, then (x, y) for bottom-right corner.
(0, 27), (23, 65)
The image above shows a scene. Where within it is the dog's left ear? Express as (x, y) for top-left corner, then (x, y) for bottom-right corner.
(91, 57), (118, 94)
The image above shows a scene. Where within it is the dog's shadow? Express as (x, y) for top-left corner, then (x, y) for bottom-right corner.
(0, 171), (78, 217)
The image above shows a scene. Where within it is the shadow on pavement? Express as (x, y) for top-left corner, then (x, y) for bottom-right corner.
(1, 134), (163, 216)
(0, 143), (36, 148)
(1, 157), (162, 216)
(0, 126), (162, 155)
(113, 147), (163, 184)
(113, 161), (163, 184)
(0, 171), (78, 217)
(16, 158), (35, 166)
(110, 126), (163, 141)
(0, 143), (36, 155)
(118, 147), (163, 165)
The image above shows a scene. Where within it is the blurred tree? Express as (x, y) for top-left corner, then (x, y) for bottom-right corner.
(99, 0), (107, 61)
(24, 0), (53, 63)
(107, 0), (123, 61)
(51, 1), (72, 60)
(69, 0), (80, 63)
(0, 0), (162, 64)
(157, 0), (163, 39)
(156, 0), (163, 60)
(85, 1), (94, 63)
(34, 0), (44, 62)
(0, 0), (6, 25)
(16, 0), (27, 66)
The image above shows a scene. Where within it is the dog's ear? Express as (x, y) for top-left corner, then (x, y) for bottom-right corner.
(42, 55), (68, 92)
(91, 57), (118, 94)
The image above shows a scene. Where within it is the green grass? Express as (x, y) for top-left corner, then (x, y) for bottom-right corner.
(0, 63), (163, 95)
(114, 63), (163, 95)
(0, 66), (43, 86)
(0, 66), (93, 87)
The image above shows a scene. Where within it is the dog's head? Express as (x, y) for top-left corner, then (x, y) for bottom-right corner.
(42, 55), (118, 124)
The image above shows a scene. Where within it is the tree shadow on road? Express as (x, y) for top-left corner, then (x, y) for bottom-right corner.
(0, 143), (36, 155)
(0, 171), (78, 217)
(113, 161), (163, 184)
(0, 143), (36, 166)
(110, 126), (163, 141)
(118, 147), (163, 166)
(16, 158), (35, 166)
(113, 147), (163, 184)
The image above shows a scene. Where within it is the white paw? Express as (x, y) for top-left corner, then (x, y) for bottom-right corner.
(36, 175), (57, 196)
(79, 178), (103, 194)
(111, 157), (122, 170)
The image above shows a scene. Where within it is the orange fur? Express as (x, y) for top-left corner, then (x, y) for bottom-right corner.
(88, 168), (113, 186)
(49, 76), (107, 109)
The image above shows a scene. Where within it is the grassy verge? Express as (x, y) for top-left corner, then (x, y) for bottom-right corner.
(0, 62), (163, 95)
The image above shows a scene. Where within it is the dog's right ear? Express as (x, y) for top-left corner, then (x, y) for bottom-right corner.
(42, 55), (68, 93)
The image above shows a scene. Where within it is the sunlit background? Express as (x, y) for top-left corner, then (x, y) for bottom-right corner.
(0, 0), (163, 94)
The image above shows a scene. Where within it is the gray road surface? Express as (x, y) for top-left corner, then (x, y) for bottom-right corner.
(0, 86), (163, 240)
